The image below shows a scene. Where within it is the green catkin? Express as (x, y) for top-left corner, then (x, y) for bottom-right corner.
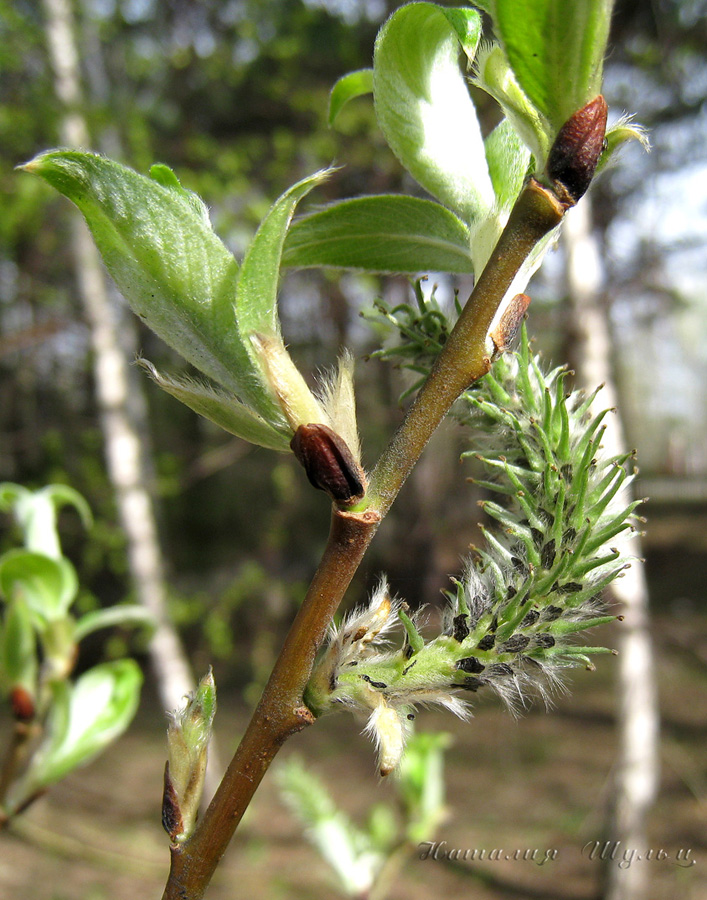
(305, 317), (639, 774)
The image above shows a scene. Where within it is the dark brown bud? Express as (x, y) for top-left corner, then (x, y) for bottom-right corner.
(10, 685), (35, 722)
(290, 423), (366, 505)
(161, 762), (184, 843)
(547, 95), (608, 206)
(489, 293), (531, 358)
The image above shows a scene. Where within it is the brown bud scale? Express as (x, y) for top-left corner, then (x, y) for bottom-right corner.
(290, 423), (366, 505)
(10, 685), (35, 722)
(161, 762), (184, 842)
(547, 95), (608, 206)
(490, 293), (531, 357)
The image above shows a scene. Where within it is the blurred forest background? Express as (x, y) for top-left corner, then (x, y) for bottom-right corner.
(1, 1), (706, 899)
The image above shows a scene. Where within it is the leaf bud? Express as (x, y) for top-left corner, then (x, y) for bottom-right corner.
(165, 669), (216, 842)
(547, 95), (608, 206)
(10, 685), (36, 722)
(290, 423), (366, 505)
(488, 293), (531, 358)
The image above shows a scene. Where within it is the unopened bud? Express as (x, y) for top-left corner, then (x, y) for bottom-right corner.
(10, 685), (35, 722)
(165, 670), (216, 842)
(547, 95), (608, 206)
(488, 294), (530, 358)
(290, 423), (366, 505)
(372, 703), (406, 777)
(161, 762), (184, 843)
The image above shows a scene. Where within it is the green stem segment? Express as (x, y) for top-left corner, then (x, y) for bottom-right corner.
(161, 177), (565, 900)
(162, 506), (381, 900)
(366, 178), (565, 514)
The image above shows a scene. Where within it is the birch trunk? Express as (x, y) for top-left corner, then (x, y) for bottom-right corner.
(41, 0), (213, 775)
(563, 198), (660, 900)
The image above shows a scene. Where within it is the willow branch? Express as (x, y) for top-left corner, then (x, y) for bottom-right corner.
(162, 506), (380, 900)
(161, 176), (566, 900)
(366, 178), (565, 514)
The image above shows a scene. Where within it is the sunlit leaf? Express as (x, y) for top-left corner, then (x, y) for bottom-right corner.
(283, 196), (473, 274)
(493, 0), (612, 132)
(18, 660), (143, 793)
(373, 2), (492, 224)
(22, 151), (248, 396)
(329, 69), (373, 126)
(0, 550), (77, 623)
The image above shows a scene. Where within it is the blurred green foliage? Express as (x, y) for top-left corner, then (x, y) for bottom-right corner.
(2, 0), (706, 695)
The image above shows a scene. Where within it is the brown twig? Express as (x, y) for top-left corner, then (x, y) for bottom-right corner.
(162, 506), (381, 899)
(161, 178), (566, 900)
(0, 721), (39, 824)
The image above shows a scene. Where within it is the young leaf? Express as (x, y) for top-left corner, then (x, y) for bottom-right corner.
(22, 151), (247, 397)
(329, 69), (373, 126)
(283, 196), (474, 274)
(234, 167), (333, 420)
(373, 3), (492, 225)
(140, 362), (291, 451)
(15, 660), (142, 794)
(73, 604), (156, 643)
(0, 550), (78, 623)
(0, 483), (92, 560)
(493, 0), (612, 133)
(1, 597), (37, 698)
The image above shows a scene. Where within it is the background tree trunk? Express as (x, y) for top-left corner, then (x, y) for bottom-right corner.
(41, 0), (220, 795)
(562, 198), (660, 900)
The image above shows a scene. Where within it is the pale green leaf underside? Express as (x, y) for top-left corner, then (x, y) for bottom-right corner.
(373, 2), (492, 225)
(141, 362), (290, 451)
(328, 69), (374, 126)
(494, 0), (611, 130)
(235, 168), (334, 420)
(74, 605), (156, 643)
(283, 195), (473, 274)
(484, 119), (531, 211)
(25, 660), (142, 790)
(23, 151), (250, 398)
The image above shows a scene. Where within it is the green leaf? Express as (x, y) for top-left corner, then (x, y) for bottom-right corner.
(329, 69), (373, 126)
(0, 550), (78, 623)
(234, 167), (333, 420)
(139, 362), (291, 451)
(283, 195), (474, 274)
(0, 483), (92, 560)
(597, 118), (650, 173)
(484, 119), (532, 211)
(73, 605), (156, 643)
(21, 151), (248, 398)
(373, 3), (492, 224)
(493, 0), (612, 132)
(1, 598), (37, 694)
(19, 660), (142, 793)
(440, 7), (483, 63)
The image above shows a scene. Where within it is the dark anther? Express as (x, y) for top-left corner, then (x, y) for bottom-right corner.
(477, 633), (496, 651)
(541, 539), (556, 570)
(543, 605), (563, 621)
(500, 634), (531, 654)
(533, 634), (556, 649)
(452, 613), (470, 642)
(455, 656), (486, 674)
(520, 609), (540, 628)
(290, 423), (366, 505)
(487, 663), (514, 677)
